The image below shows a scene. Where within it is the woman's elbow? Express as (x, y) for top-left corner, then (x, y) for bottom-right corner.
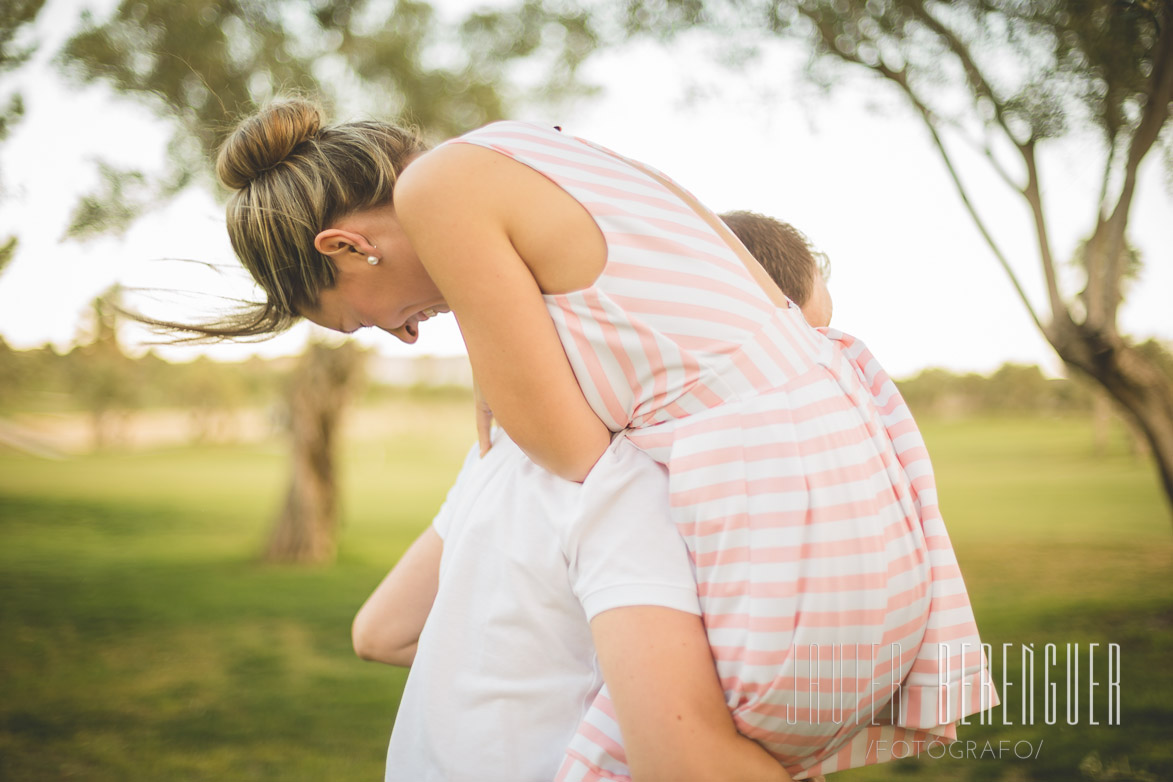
(539, 453), (596, 484)
(526, 428), (612, 483)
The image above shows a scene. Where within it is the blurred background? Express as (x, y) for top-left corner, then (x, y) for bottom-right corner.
(0, 0), (1170, 779)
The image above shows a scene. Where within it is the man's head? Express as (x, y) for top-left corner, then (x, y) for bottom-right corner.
(719, 210), (832, 328)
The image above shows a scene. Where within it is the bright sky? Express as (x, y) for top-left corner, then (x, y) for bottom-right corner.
(1, 0), (1169, 379)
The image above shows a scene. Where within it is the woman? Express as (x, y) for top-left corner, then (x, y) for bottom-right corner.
(202, 99), (995, 779)
(354, 211), (836, 781)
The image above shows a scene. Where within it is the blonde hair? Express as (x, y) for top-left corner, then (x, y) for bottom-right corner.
(160, 99), (426, 340)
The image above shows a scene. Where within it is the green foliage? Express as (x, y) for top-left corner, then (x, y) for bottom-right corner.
(459, 0), (601, 103)
(0, 0), (45, 73)
(601, 0), (1170, 285)
(605, 0), (1166, 151)
(0, 92), (23, 142)
(0, 234), (15, 276)
(61, 1), (318, 162)
(315, 0), (510, 137)
(1042, 0), (1163, 146)
(53, 0), (599, 237)
(1, 0), (42, 199)
(64, 162), (162, 241)
(56, 0), (320, 235)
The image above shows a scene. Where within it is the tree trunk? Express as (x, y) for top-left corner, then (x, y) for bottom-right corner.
(1092, 390), (1112, 456)
(1128, 420), (1151, 459)
(264, 342), (364, 564)
(1049, 321), (1173, 520)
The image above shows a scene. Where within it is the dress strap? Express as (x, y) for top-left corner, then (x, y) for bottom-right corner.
(576, 141), (797, 312)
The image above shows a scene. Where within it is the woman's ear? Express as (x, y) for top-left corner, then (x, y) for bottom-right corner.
(315, 228), (374, 259)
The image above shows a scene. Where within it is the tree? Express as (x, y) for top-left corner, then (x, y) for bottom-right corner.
(48, 0), (595, 561)
(265, 341), (364, 564)
(171, 355), (250, 443)
(57, 0), (596, 236)
(0, 0), (44, 146)
(0, 0), (47, 265)
(591, 0), (1173, 515)
(67, 285), (141, 449)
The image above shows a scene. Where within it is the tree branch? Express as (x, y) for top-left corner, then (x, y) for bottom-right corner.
(908, 84), (1048, 335)
(894, 2), (1067, 331)
(800, 8), (1046, 333)
(1019, 141), (1069, 331)
(1095, 131), (1119, 220)
(1094, 1), (1173, 329)
(905, 0), (1025, 150)
(946, 119), (1025, 193)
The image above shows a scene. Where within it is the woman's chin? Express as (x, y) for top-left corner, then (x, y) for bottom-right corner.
(381, 324), (419, 344)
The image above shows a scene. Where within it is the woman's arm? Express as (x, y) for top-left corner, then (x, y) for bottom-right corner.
(351, 527), (443, 667)
(590, 606), (793, 782)
(394, 143), (612, 482)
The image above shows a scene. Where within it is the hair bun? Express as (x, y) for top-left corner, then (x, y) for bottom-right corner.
(217, 100), (322, 190)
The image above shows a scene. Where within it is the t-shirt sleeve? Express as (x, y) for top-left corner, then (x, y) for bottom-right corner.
(431, 440), (485, 541)
(559, 436), (700, 621)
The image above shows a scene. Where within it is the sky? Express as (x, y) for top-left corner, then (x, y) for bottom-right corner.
(0, 0), (1169, 380)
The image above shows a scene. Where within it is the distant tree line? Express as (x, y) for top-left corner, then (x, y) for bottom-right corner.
(0, 335), (284, 415)
(0, 333), (292, 449)
(899, 363), (1096, 418)
(6, 333), (1170, 423)
(901, 340), (1172, 419)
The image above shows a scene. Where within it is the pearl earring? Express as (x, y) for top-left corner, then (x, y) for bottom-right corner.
(367, 255), (379, 265)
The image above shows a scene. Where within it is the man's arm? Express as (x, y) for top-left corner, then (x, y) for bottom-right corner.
(590, 606), (792, 782)
(352, 527), (443, 667)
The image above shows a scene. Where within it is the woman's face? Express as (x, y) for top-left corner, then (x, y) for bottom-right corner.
(302, 203), (449, 343)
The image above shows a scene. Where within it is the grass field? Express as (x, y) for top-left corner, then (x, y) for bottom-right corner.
(1, 400), (1170, 781)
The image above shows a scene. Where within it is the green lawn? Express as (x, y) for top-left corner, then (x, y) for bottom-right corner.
(1, 404), (1170, 781)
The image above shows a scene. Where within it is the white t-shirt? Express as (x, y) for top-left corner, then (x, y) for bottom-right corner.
(385, 431), (700, 781)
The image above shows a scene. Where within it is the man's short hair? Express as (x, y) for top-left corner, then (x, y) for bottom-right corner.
(719, 211), (826, 307)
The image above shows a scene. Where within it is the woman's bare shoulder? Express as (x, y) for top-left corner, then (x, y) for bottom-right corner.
(395, 141), (512, 219)
(395, 136), (605, 294)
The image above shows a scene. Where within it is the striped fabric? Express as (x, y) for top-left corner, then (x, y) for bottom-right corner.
(451, 122), (998, 780)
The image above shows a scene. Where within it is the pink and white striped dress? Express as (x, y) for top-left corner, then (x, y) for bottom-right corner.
(451, 121), (998, 780)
